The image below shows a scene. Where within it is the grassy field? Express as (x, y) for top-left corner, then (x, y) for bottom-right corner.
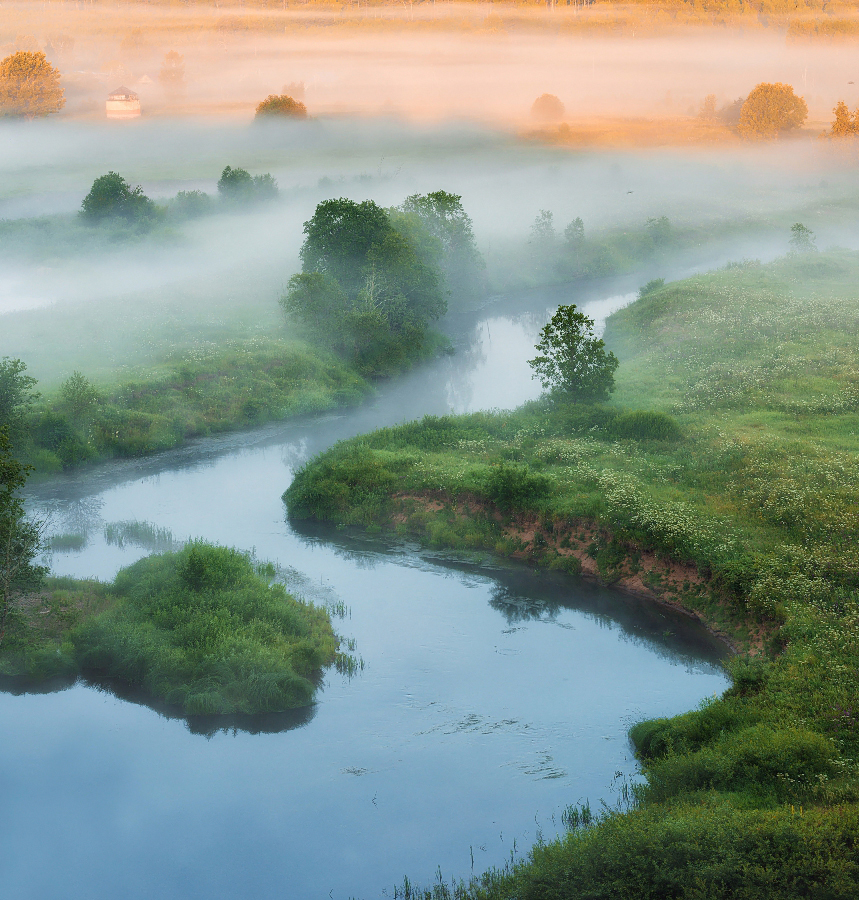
(285, 250), (859, 897)
(0, 542), (340, 716)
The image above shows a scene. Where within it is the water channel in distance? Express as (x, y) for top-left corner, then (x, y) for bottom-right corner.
(2, 278), (730, 900)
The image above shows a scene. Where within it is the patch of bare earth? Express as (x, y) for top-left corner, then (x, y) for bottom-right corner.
(390, 492), (768, 655)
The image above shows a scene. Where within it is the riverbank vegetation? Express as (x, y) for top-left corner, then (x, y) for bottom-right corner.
(1, 185), (487, 472)
(285, 249), (859, 896)
(2, 339), (369, 472)
(0, 541), (338, 715)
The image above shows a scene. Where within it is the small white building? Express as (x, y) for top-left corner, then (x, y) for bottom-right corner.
(106, 86), (141, 120)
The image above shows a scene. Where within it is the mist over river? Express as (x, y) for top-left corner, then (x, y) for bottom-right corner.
(0, 283), (729, 900)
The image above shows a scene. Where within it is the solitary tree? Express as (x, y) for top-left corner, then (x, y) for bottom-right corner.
(255, 94), (307, 119)
(737, 83), (807, 140)
(159, 50), (185, 96)
(0, 51), (64, 119)
(528, 304), (619, 402)
(824, 100), (859, 139)
(789, 222), (817, 254)
(531, 93), (565, 123)
(81, 172), (155, 224)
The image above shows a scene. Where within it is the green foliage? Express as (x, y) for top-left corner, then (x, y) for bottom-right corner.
(217, 165), (278, 203)
(284, 196), (448, 375)
(737, 82), (808, 140)
(611, 409), (681, 441)
(528, 304), (619, 402)
(71, 542), (337, 715)
(19, 338), (369, 472)
(480, 462), (551, 512)
(0, 357), (39, 447)
(789, 222), (817, 254)
(398, 190), (485, 301)
(254, 93), (307, 118)
(0, 427), (46, 646)
(172, 189), (212, 218)
(80, 172), (155, 225)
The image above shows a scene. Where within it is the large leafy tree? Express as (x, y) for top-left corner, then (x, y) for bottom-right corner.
(0, 51), (64, 119)
(284, 197), (446, 372)
(737, 82), (807, 140)
(299, 198), (393, 295)
(81, 172), (155, 224)
(528, 304), (619, 402)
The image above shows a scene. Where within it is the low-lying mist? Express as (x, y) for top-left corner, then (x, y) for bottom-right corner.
(3, 113), (859, 387)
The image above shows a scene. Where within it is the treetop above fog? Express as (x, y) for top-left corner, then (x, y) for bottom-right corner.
(80, 172), (155, 225)
(255, 94), (308, 119)
(737, 82), (807, 140)
(0, 51), (64, 119)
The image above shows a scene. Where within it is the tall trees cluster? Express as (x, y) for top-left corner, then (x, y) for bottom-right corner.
(282, 192), (483, 374)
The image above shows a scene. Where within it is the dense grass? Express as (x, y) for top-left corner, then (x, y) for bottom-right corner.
(285, 250), (859, 897)
(0, 543), (338, 715)
(21, 336), (371, 472)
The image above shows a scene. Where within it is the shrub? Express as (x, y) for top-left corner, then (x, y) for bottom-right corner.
(255, 93), (307, 119)
(611, 410), (682, 441)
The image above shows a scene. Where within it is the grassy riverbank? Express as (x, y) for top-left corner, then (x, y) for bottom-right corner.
(0, 542), (339, 715)
(285, 251), (859, 896)
(20, 336), (372, 473)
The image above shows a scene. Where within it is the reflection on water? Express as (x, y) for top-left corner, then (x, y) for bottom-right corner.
(5, 283), (730, 900)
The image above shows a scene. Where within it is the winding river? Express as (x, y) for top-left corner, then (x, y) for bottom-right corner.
(3, 281), (729, 900)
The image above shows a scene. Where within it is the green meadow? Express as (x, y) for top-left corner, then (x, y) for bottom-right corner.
(285, 251), (859, 897)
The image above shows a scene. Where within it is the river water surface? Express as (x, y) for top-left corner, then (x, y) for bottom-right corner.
(3, 284), (729, 900)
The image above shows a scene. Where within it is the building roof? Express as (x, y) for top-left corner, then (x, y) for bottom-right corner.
(108, 86), (138, 100)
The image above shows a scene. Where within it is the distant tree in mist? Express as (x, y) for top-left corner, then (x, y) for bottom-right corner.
(717, 96), (745, 126)
(217, 166), (278, 204)
(80, 172), (155, 225)
(528, 304), (618, 403)
(824, 101), (859, 139)
(531, 93), (565, 123)
(398, 190), (485, 300)
(0, 51), (64, 119)
(172, 190), (212, 219)
(737, 83), (807, 140)
(698, 94), (717, 120)
(564, 217), (585, 247)
(45, 34), (75, 65)
(531, 210), (556, 245)
(789, 223), (817, 254)
(159, 51), (185, 95)
(255, 94), (307, 119)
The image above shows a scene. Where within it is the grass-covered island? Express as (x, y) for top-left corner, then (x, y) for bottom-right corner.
(285, 252), (859, 897)
(0, 542), (338, 716)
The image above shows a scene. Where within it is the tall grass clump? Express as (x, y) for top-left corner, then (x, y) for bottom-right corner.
(72, 542), (337, 714)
